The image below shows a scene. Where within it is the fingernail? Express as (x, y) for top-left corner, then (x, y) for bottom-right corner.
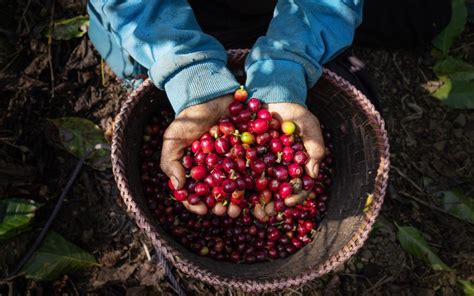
(171, 176), (180, 190)
(313, 163), (320, 177)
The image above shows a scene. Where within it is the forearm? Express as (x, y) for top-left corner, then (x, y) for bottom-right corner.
(245, 0), (363, 106)
(88, 0), (239, 114)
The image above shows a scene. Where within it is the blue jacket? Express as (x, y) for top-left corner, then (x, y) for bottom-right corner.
(88, 0), (363, 114)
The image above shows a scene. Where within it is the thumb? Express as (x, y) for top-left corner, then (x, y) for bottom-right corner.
(160, 136), (186, 190)
(301, 125), (325, 179)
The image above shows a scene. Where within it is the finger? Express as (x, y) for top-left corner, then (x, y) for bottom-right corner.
(269, 110), (283, 122)
(211, 203), (227, 216)
(300, 122), (325, 179)
(160, 128), (186, 190)
(182, 200), (208, 215)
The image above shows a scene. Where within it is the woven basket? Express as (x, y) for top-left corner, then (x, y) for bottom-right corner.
(111, 49), (390, 292)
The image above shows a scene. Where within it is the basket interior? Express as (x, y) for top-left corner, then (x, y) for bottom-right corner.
(120, 76), (380, 280)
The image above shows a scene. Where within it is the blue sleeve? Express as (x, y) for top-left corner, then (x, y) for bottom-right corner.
(245, 0), (363, 106)
(88, 0), (239, 114)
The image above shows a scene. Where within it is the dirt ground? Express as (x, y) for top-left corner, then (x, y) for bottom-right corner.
(1, 1), (473, 295)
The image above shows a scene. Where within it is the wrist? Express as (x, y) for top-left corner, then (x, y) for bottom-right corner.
(179, 94), (234, 122)
(245, 59), (312, 107)
(267, 102), (309, 119)
(159, 61), (239, 115)
(267, 102), (306, 108)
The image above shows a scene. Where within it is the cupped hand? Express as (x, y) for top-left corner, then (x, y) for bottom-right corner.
(160, 97), (325, 215)
(267, 102), (325, 178)
(160, 94), (234, 190)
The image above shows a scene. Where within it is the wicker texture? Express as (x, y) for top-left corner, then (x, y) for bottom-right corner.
(111, 49), (390, 292)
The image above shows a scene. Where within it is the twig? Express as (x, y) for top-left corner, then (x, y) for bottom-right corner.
(154, 246), (186, 296)
(7, 282), (13, 296)
(451, 41), (474, 53)
(8, 149), (92, 276)
(0, 272), (25, 284)
(398, 191), (473, 225)
(0, 137), (29, 153)
(286, 288), (303, 296)
(142, 241), (152, 261)
(390, 166), (473, 225)
(47, 2), (55, 99)
(16, 0), (31, 33)
(0, 51), (20, 74)
(362, 275), (394, 295)
(341, 273), (373, 286)
(67, 276), (80, 296)
(390, 165), (424, 193)
(417, 68), (429, 83)
(392, 53), (410, 85)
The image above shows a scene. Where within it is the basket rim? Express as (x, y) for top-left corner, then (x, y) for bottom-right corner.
(111, 53), (390, 292)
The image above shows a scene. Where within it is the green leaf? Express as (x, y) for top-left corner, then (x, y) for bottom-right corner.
(442, 79), (474, 109)
(431, 76), (453, 100)
(21, 231), (99, 281)
(459, 280), (474, 296)
(430, 76), (474, 109)
(46, 16), (89, 41)
(432, 0), (467, 55)
(438, 189), (474, 224)
(0, 199), (40, 239)
(433, 56), (474, 81)
(397, 226), (452, 271)
(50, 117), (108, 162)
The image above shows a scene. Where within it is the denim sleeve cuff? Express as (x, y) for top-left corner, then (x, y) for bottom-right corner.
(245, 59), (322, 107)
(159, 61), (240, 115)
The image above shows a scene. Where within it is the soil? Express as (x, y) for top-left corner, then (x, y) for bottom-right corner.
(1, 1), (473, 295)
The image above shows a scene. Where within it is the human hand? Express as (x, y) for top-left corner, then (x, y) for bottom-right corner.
(160, 94), (235, 215)
(267, 102), (325, 178)
(160, 94), (234, 190)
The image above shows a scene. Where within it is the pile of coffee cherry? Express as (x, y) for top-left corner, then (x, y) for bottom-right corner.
(140, 87), (334, 263)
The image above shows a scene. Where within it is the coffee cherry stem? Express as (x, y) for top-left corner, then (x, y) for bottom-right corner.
(276, 212), (285, 221)
(272, 220), (284, 228)
(276, 152), (283, 163)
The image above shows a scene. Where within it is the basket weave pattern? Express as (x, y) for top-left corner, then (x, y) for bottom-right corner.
(111, 49), (390, 292)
